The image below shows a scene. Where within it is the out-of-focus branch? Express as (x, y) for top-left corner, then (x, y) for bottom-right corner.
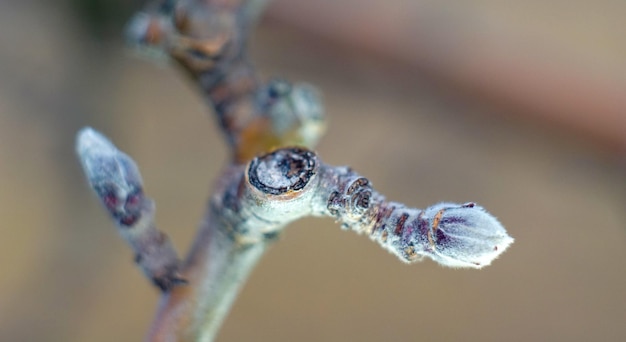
(127, 0), (259, 149)
(127, 0), (323, 161)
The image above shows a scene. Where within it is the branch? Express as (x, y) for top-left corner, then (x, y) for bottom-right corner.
(75, 0), (514, 341)
(126, 0), (323, 161)
(147, 147), (514, 341)
(313, 159), (513, 268)
(242, 147), (513, 268)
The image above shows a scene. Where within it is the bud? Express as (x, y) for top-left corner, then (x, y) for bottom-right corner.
(76, 127), (186, 290)
(76, 127), (145, 226)
(259, 79), (326, 148)
(418, 202), (514, 269)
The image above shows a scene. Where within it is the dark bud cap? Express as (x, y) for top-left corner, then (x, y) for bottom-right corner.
(247, 147), (317, 196)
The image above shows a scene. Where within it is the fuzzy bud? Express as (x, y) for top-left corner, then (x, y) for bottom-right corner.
(76, 127), (145, 226)
(76, 127), (186, 291)
(416, 202), (514, 269)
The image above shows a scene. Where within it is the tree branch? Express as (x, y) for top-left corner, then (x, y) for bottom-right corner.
(76, 0), (513, 341)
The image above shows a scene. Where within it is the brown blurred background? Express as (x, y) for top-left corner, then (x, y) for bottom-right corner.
(1, 0), (625, 341)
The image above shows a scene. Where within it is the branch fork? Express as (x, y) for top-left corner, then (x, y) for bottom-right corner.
(76, 0), (514, 341)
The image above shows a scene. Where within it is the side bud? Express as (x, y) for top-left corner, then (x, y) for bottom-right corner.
(76, 127), (145, 226)
(76, 127), (186, 291)
(258, 79), (326, 149)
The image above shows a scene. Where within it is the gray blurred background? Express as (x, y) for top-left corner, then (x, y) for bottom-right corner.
(1, 1), (625, 341)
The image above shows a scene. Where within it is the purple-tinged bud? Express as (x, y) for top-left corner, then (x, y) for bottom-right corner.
(76, 127), (145, 226)
(76, 127), (186, 291)
(419, 202), (513, 269)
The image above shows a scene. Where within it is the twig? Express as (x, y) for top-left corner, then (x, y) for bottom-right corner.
(76, 0), (514, 341)
(76, 128), (186, 291)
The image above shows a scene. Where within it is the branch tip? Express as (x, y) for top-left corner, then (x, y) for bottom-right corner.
(76, 127), (144, 225)
(419, 202), (514, 268)
(76, 127), (185, 292)
(316, 163), (513, 269)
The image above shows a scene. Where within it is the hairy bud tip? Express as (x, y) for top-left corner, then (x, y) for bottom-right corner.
(76, 127), (145, 226)
(422, 203), (514, 269)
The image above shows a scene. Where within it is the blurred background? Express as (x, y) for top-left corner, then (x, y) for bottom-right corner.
(1, 0), (625, 341)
